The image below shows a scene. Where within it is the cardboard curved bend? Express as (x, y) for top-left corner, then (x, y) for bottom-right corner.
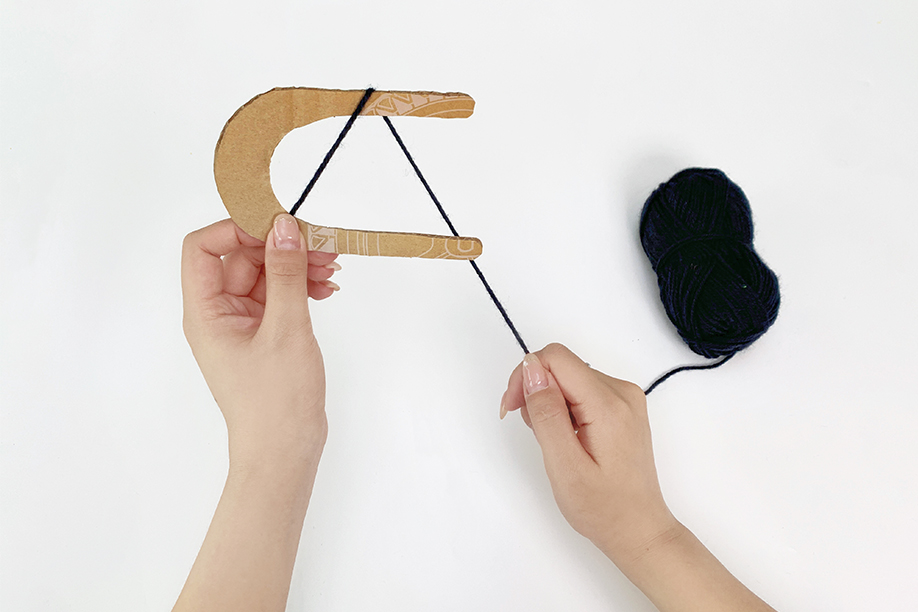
(213, 87), (482, 260)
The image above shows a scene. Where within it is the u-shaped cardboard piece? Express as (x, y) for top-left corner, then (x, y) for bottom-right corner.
(213, 87), (483, 260)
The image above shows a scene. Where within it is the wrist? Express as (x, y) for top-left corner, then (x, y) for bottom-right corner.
(599, 518), (776, 612)
(226, 437), (325, 510)
(594, 508), (683, 570)
(616, 519), (687, 570)
(227, 417), (328, 481)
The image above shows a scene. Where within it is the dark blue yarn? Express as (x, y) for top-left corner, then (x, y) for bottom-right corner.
(289, 88), (375, 217)
(381, 115), (529, 354)
(288, 87), (529, 354)
(640, 168), (780, 392)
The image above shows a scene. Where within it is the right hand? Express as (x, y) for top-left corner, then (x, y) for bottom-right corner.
(501, 343), (681, 565)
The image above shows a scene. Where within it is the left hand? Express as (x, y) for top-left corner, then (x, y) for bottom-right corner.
(180, 216), (339, 469)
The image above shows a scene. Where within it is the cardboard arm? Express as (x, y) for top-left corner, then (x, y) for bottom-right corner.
(213, 87), (482, 260)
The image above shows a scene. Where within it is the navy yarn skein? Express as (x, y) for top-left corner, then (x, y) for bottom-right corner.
(640, 168), (780, 392)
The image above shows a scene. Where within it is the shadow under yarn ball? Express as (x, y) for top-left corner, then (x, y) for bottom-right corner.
(640, 168), (780, 362)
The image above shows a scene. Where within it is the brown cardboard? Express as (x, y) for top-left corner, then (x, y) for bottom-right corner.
(213, 87), (483, 260)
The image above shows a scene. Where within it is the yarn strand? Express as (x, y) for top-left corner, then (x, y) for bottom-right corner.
(289, 101), (777, 392)
(644, 354), (734, 395)
(382, 115), (530, 355)
(289, 87), (376, 216)
(288, 87), (529, 355)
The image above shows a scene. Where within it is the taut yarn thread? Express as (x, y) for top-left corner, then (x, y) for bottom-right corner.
(287, 90), (776, 393)
(289, 88), (529, 354)
(641, 168), (780, 393)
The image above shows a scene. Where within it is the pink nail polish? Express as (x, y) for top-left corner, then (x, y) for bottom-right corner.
(522, 354), (549, 395)
(274, 215), (301, 250)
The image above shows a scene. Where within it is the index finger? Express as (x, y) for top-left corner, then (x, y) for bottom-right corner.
(501, 343), (639, 421)
(181, 218), (265, 303)
(502, 344), (596, 419)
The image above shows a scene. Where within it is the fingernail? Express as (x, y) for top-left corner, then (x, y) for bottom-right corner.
(522, 354), (549, 396)
(322, 280), (340, 292)
(325, 261), (342, 272)
(499, 391), (508, 420)
(274, 215), (301, 250)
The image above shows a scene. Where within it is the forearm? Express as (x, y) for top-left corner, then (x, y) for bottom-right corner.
(172, 451), (322, 612)
(607, 521), (776, 612)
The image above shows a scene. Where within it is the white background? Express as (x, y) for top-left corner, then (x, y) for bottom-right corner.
(2, 1), (917, 610)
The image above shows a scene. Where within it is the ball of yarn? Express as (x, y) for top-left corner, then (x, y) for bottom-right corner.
(640, 168), (780, 360)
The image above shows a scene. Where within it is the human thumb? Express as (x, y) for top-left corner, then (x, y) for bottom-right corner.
(522, 353), (584, 469)
(263, 214), (312, 333)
